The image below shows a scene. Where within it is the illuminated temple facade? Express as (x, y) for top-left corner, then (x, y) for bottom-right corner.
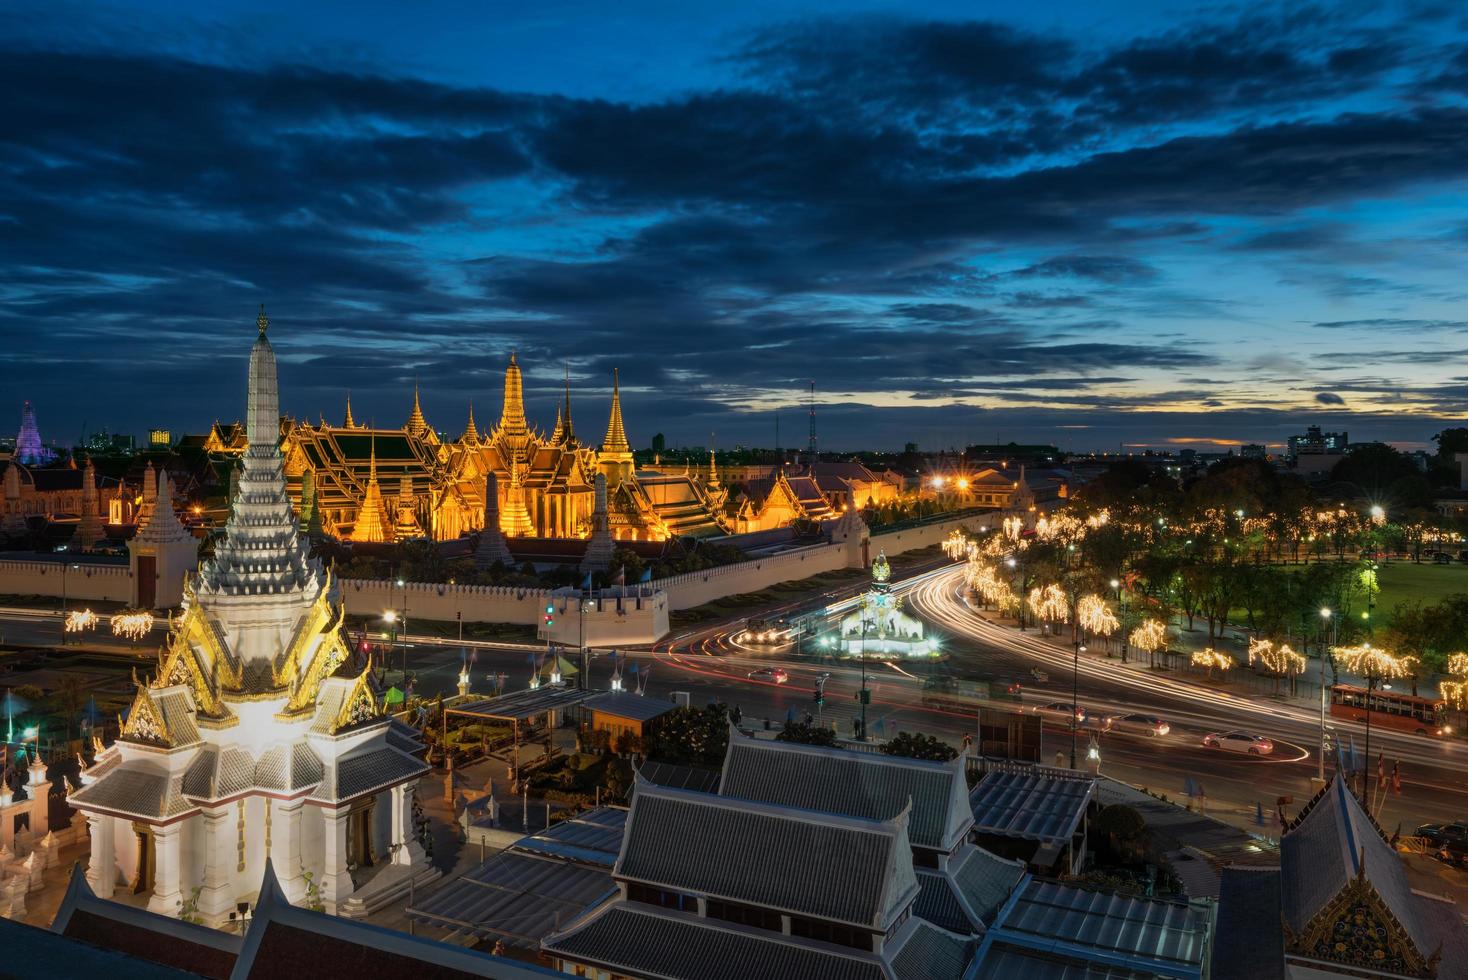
(69, 309), (431, 922)
(273, 356), (727, 543)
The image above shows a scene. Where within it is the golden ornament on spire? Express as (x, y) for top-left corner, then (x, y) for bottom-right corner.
(603, 367), (630, 454)
(257, 304), (269, 335)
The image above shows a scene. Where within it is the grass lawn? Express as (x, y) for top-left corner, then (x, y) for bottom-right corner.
(1374, 561), (1468, 619)
(1218, 561), (1468, 633)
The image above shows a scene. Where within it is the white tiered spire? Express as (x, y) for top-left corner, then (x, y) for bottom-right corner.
(195, 307), (320, 612)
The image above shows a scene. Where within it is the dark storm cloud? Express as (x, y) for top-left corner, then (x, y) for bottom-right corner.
(1316, 391), (1347, 405)
(4, 1), (1468, 448)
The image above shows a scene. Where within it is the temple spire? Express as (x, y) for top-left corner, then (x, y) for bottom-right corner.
(603, 368), (629, 454)
(462, 403), (480, 443)
(257, 304), (269, 335)
(499, 352), (528, 439)
(406, 384), (428, 438)
(344, 392), (357, 429)
(562, 364), (575, 445)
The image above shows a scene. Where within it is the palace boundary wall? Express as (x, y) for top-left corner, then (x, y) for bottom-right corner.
(0, 560), (132, 603)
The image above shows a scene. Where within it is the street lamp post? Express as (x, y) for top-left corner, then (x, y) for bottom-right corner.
(1070, 644), (1085, 768)
(60, 562), (79, 644)
(858, 616), (871, 741)
(1318, 608), (1335, 783)
(396, 578), (408, 688)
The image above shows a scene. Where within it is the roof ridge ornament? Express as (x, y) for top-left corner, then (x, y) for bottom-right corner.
(257, 304), (269, 335)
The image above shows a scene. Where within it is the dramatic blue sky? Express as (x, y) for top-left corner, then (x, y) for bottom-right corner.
(5, 0), (1468, 452)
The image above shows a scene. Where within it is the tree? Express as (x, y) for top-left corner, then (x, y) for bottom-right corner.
(55, 674), (87, 744)
(775, 722), (838, 747)
(643, 703), (729, 766)
(1328, 444), (1419, 499)
(880, 731), (958, 761)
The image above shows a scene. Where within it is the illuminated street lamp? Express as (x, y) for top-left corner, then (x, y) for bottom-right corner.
(1318, 607), (1335, 782)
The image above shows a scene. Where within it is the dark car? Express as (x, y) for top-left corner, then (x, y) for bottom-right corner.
(1417, 821), (1468, 862)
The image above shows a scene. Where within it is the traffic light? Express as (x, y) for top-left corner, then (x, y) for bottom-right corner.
(544, 603), (555, 628)
(813, 687), (825, 707)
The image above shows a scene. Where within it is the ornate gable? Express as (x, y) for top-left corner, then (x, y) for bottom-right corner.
(329, 668), (381, 734)
(1286, 871), (1436, 977)
(121, 687), (173, 747)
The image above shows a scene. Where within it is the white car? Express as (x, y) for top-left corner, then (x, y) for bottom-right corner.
(747, 667), (789, 684)
(1202, 731), (1274, 755)
(1109, 714), (1170, 737)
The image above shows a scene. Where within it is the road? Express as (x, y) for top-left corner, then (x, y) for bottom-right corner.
(8, 554), (1466, 834)
(641, 563), (1468, 835)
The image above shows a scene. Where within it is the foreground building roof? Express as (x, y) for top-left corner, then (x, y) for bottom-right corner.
(46, 862), (557, 980)
(544, 901), (972, 980)
(619, 779), (920, 931)
(718, 732), (973, 854)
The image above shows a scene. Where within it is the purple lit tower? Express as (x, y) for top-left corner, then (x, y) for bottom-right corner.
(13, 401), (55, 465)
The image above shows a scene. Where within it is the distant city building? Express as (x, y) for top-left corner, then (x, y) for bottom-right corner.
(148, 428), (171, 447)
(1288, 424), (1348, 458)
(12, 401), (55, 465)
(650, 431), (666, 454)
(964, 442), (1060, 463)
(1240, 443), (1267, 459)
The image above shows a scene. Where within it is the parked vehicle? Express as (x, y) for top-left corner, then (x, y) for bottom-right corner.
(1202, 731), (1274, 755)
(1109, 713), (1170, 737)
(1417, 822), (1468, 864)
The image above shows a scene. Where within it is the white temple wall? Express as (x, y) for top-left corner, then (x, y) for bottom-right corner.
(303, 805), (326, 886)
(537, 589), (670, 646)
(183, 814), (206, 894)
(114, 818), (138, 888)
(0, 560), (132, 602)
(243, 797), (267, 887)
(340, 578), (549, 625)
(371, 789), (392, 862)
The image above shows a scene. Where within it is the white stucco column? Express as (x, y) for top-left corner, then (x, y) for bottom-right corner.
(390, 782), (425, 866)
(85, 814), (116, 898)
(197, 809), (236, 923)
(270, 799), (306, 904)
(146, 823), (183, 916)
(320, 807), (352, 914)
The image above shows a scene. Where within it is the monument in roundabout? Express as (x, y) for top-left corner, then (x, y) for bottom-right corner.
(69, 308), (433, 922)
(837, 551), (936, 660)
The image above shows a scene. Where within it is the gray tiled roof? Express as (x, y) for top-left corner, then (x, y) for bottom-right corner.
(309, 681), (349, 734)
(951, 844), (1026, 924)
(181, 741), (323, 800)
(889, 920), (973, 980)
(312, 746), (427, 804)
(153, 689), (200, 747)
(995, 878), (1210, 977)
(969, 770), (1094, 844)
(620, 780), (918, 929)
(1212, 867), (1283, 980)
(71, 765), (195, 821)
(915, 871), (973, 934)
(1280, 777), (1433, 959)
(410, 850), (616, 947)
(718, 735), (972, 853)
(913, 846), (1024, 935)
(543, 902), (889, 980)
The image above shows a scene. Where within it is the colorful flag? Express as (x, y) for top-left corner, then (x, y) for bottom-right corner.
(1377, 753), (1386, 789)
(613, 566), (626, 587)
(639, 567), (653, 583)
(1392, 760), (1402, 795)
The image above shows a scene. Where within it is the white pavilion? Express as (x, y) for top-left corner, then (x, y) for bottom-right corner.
(70, 308), (431, 923)
(837, 551), (936, 659)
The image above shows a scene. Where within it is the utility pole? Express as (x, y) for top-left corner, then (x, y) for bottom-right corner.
(1318, 608), (1335, 783)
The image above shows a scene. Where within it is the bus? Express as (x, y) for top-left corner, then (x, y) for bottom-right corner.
(1329, 685), (1451, 737)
